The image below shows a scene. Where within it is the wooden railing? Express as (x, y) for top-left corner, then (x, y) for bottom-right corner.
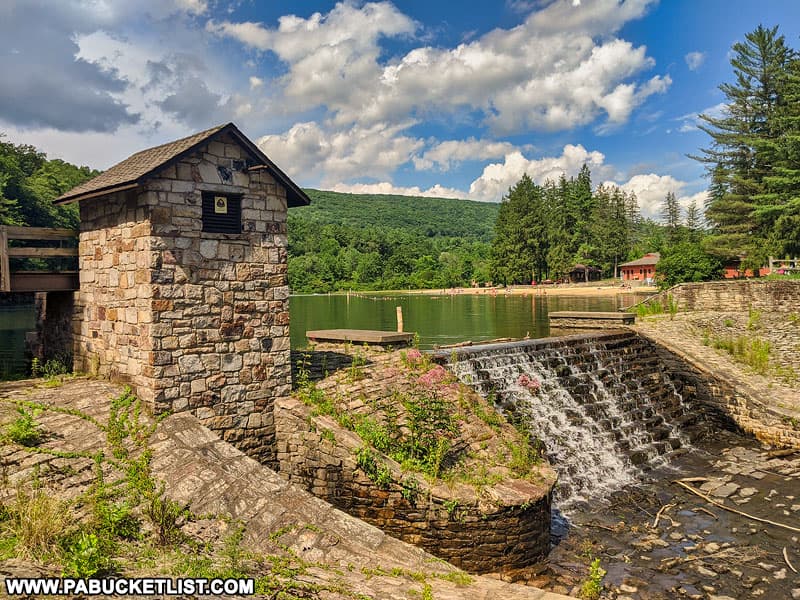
(0, 226), (78, 292)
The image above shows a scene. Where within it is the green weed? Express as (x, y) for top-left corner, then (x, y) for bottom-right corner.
(4, 407), (43, 447)
(578, 557), (606, 600)
(62, 531), (112, 577)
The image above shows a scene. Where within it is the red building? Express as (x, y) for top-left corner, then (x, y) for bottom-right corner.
(619, 252), (660, 282)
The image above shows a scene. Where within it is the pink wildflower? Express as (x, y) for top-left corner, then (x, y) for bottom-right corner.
(517, 374), (541, 392)
(404, 348), (423, 366)
(418, 365), (450, 386)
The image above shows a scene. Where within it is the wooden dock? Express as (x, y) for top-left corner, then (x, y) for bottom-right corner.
(306, 329), (415, 346)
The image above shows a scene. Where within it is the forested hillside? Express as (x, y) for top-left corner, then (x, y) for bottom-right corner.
(288, 190), (499, 292)
(0, 137), (97, 229)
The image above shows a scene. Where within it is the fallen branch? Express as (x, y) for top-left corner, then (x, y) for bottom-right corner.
(766, 449), (797, 459)
(576, 521), (622, 532)
(672, 480), (800, 533)
(676, 477), (709, 484)
(784, 547), (798, 574)
(695, 507), (718, 520)
(652, 502), (677, 528)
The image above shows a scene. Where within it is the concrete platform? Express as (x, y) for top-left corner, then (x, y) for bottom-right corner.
(306, 328), (415, 345)
(549, 311), (634, 329)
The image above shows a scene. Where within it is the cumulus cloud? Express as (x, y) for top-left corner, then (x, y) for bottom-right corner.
(685, 51), (706, 71)
(0, 0), (220, 133)
(330, 181), (466, 199)
(413, 138), (519, 171)
(468, 144), (611, 201)
(0, 2), (139, 132)
(605, 173), (707, 219)
(210, 0), (668, 136)
(257, 120), (424, 186)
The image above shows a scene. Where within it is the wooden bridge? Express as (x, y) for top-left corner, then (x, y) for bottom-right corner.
(0, 226), (79, 292)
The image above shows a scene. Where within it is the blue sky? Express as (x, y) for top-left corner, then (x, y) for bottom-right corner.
(2, 1), (800, 219)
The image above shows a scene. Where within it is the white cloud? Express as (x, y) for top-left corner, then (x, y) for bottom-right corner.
(413, 138), (519, 171)
(210, 0), (668, 136)
(684, 51), (706, 71)
(330, 182), (466, 199)
(673, 102), (727, 133)
(256, 120), (424, 186)
(605, 173), (707, 219)
(468, 144), (611, 201)
(249, 76), (264, 89)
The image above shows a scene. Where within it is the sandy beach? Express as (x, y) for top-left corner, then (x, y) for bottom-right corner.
(364, 282), (659, 298)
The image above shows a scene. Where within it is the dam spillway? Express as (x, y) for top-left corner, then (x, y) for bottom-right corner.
(439, 332), (714, 509)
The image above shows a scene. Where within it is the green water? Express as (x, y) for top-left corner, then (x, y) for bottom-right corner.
(290, 292), (643, 349)
(0, 293), (644, 375)
(0, 305), (36, 378)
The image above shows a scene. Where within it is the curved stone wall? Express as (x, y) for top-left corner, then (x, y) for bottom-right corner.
(274, 395), (554, 574)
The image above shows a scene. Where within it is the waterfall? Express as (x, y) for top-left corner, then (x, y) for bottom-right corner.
(446, 333), (698, 510)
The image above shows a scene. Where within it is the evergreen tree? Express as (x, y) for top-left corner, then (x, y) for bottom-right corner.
(685, 199), (702, 242)
(661, 191), (682, 244)
(694, 25), (793, 266)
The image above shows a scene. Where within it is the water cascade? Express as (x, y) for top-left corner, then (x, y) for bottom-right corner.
(445, 332), (709, 509)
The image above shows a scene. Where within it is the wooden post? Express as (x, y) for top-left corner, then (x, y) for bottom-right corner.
(396, 306), (403, 332)
(0, 226), (10, 292)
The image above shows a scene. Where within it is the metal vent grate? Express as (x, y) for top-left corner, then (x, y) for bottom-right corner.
(202, 192), (242, 233)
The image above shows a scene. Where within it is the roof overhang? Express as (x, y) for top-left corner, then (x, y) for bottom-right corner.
(55, 123), (310, 208)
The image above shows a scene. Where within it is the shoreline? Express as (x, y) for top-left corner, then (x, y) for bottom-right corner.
(298, 283), (659, 298)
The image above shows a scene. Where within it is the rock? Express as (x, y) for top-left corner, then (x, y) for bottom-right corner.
(704, 542), (721, 553)
(696, 565), (718, 578)
(669, 532), (684, 540)
(791, 588), (800, 599)
(619, 583), (638, 593)
(708, 595), (737, 600)
(774, 568), (787, 580)
(711, 482), (739, 498)
(739, 487), (758, 497)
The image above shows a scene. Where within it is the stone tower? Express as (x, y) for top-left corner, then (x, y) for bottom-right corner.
(55, 123), (310, 463)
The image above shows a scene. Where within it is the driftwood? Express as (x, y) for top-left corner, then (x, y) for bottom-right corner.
(652, 502), (677, 528)
(766, 448), (797, 459)
(784, 547), (798, 574)
(695, 506), (718, 520)
(672, 480), (800, 533)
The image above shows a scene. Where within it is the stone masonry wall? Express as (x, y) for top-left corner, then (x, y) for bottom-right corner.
(74, 132), (291, 463)
(73, 189), (154, 393)
(275, 396), (553, 574)
(666, 280), (800, 313)
(637, 329), (800, 449)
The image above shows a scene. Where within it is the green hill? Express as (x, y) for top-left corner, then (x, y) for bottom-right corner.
(288, 190), (499, 292)
(298, 189), (499, 243)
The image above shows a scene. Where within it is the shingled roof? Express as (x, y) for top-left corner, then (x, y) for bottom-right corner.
(55, 123), (310, 207)
(620, 252), (661, 267)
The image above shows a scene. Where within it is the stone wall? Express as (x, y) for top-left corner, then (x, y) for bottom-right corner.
(638, 330), (800, 449)
(73, 189), (153, 393)
(665, 280), (800, 313)
(73, 131), (291, 463)
(275, 395), (553, 574)
(37, 291), (75, 363)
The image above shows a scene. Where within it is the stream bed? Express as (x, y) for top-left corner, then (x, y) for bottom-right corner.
(530, 430), (800, 599)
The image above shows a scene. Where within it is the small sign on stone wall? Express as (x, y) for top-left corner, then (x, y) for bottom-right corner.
(214, 196), (228, 214)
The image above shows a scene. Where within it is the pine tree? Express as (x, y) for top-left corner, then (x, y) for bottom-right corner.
(685, 199), (702, 241)
(694, 25), (793, 265)
(661, 191), (681, 245)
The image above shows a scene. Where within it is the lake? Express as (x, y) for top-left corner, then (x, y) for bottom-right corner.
(0, 292), (646, 376)
(0, 305), (36, 378)
(290, 292), (645, 349)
